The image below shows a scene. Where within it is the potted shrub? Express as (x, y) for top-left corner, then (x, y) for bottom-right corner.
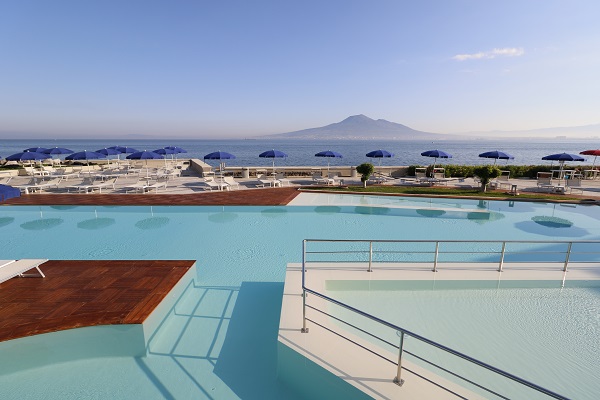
(473, 165), (501, 192)
(356, 163), (374, 188)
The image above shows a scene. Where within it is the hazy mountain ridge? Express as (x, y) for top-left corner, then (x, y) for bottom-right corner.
(459, 123), (600, 139)
(261, 114), (453, 140)
(261, 115), (600, 140)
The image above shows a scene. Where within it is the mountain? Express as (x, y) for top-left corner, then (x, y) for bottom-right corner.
(261, 114), (452, 140)
(459, 123), (600, 139)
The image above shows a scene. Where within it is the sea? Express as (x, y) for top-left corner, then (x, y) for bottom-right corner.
(1, 138), (598, 169)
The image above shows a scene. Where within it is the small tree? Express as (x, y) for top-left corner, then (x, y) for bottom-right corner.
(356, 163), (374, 188)
(473, 165), (501, 192)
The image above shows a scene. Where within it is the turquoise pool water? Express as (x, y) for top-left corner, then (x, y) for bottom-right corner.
(0, 194), (599, 399)
(328, 283), (600, 399)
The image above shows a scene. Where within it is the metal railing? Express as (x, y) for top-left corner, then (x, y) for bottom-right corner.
(303, 239), (600, 273)
(300, 239), (600, 399)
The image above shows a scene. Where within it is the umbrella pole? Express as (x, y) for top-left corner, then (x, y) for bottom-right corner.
(559, 161), (564, 184)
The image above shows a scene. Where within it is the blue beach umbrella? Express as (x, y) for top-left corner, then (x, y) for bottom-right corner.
(164, 146), (187, 161)
(154, 148), (178, 167)
(315, 150), (343, 175)
(108, 146), (139, 155)
(366, 149), (394, 170)
(66, 150), (107, 166)
(259, 149), (288, 174)
(126, 150), (164, 167)
(204, 151), (236, 172)
(23, 147), (48, 153)
(165, 146), (187, 154)
(542, 153), (585, 163)
(421, 149), (452, 171)
(127, 150), (163, 160)
(154, 148), (178, 156)
(42, 147), (74, 156)
(0, 184), (20, 202)
(542, 153), (585, 181)
(96, 148), (121, 156)
(6, 151), (47, 162)
(41, 147), (74, 167)
(478, 150), (514, 165)
(95, 148), (122, 165)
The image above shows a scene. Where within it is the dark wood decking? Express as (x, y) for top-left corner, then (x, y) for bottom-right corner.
(2, 187), (301, 206)
(0, 260), (194, 342)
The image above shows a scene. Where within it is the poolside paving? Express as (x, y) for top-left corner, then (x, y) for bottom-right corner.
(0, 260), (194, 342)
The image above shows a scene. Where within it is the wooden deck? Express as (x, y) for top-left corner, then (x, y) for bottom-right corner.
(0, 260), (194, 342)
(2, 187), (301, 206)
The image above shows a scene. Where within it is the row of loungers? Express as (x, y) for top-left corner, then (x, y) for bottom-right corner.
(0, 259), (48, 284)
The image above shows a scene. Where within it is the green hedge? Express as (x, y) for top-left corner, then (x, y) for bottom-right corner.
(408, 164), (591, 178)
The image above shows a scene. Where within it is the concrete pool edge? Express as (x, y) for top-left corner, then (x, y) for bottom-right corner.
(0, 262), (197, 375)
(277, 263), (482, 399)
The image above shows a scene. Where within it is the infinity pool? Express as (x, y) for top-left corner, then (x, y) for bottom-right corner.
(0, 194), (598, 399)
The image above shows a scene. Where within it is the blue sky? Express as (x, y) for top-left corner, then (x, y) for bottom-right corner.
(1, 0), (599, 138)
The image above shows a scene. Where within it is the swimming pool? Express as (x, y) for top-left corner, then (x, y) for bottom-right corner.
(0, 194), (598, 399)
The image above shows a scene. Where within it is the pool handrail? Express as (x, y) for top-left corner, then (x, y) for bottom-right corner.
(300, 238), (594, 399)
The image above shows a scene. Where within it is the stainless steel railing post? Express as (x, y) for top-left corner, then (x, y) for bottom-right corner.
(432, 241), (439, 272)
(498, 242), (506, 272)
(301, 289), (309, 333)
(368, 241), (373, 272)
(563, 242), (572, 272)
(393, 331), (405, 386)
(302, 240), (309, 333)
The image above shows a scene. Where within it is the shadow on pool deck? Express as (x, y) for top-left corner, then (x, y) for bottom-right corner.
(213, 281), (302, 400)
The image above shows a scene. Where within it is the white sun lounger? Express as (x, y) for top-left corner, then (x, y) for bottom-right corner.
(0, 259), (48, 284)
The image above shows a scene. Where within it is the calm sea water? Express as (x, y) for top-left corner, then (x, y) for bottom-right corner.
(1, 138), (598, 168)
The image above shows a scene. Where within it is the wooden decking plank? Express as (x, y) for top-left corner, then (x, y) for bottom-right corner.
(0, 260), (194, 342)
(3, 188), (301, 206)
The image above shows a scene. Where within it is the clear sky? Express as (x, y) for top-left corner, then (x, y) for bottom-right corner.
(1, 0), (599, 138)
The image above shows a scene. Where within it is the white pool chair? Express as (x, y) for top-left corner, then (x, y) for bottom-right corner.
(145, 179), (168, 193)
(0, 259), (48, 284)
(66, 177), (96, 193)
(88, 177), (118, 193)
(124, 179), (150, 193)
(223, 176), (241, 190)
(276, 173), (292, 186)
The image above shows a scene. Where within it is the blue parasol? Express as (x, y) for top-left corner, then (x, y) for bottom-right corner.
(42, 147), (74, 156)
(259, 149), (288, 174)
(542, 153), (585, 182)
(204, 151), (236, 172)
(0, 184), (20, 202)
(108, 146), (139, 154)
(66, 150), (107, 166)
(165, 146), (187, 154)
(154, 148), (178, 166)
(154, 148), (178, 156)
(421, 149), (452, 171)
(23, 147), (48, 153)
(366, 149), (394, 171)
(6, 151), (47, 162)
(126, 150), (163, 167)
(315, 150), (343, 175)
(478, 150), (514, 165)
(96, 148), (121, 156)
(41, 147), (74, 167)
